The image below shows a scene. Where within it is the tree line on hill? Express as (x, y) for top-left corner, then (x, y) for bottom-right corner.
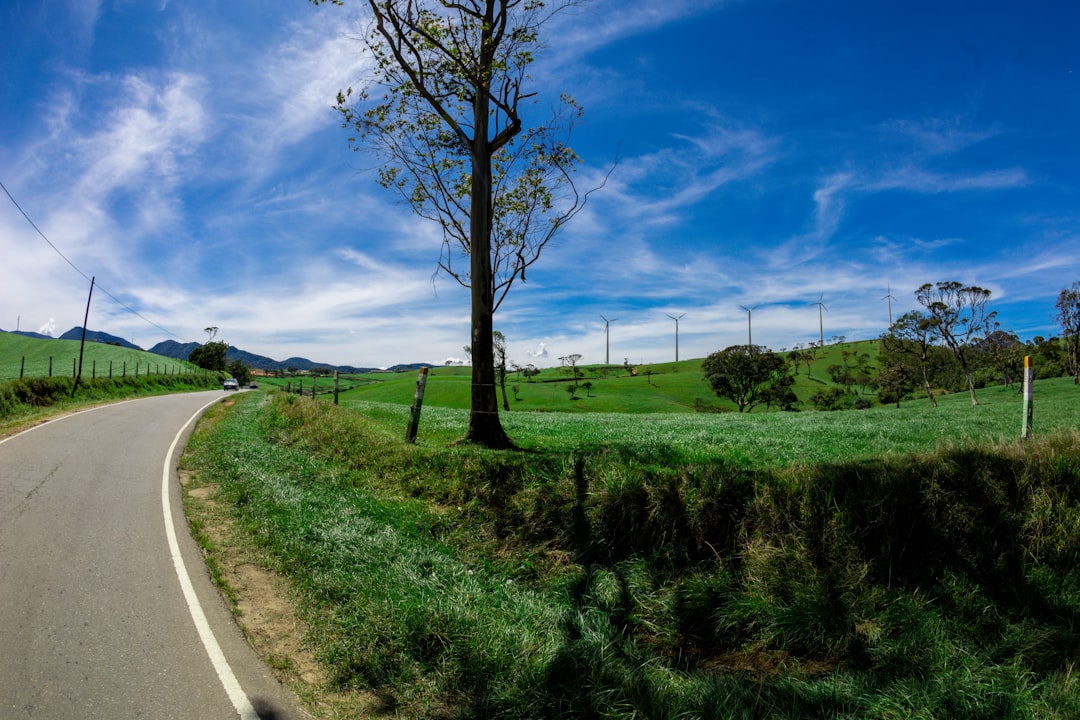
(703, 281), (1080, 412)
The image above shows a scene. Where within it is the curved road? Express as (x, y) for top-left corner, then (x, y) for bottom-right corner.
(0, 392), (308, 720)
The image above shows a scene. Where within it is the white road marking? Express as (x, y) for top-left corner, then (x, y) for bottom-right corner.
(162, 397), (262, 720)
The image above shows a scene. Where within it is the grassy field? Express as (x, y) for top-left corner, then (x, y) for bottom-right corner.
(0, 330), (197, 382)
(256, 339), (883, 414)
(182, 376), (1080, 719)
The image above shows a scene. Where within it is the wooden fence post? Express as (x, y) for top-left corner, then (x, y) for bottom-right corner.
(405, 367), (430, 443)
(334, 370), (340, 405)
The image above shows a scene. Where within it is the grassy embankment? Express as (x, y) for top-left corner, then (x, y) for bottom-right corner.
(183, 377), (1080, 719)
(0, 331), (221, 433)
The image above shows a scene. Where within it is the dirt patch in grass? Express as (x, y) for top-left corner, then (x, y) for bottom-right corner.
(181, 470), (381, 719)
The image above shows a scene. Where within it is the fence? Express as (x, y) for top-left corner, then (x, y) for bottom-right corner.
(0, 355), (203, 384)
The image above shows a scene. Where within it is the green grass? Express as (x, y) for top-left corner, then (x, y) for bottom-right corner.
(0, 330), (198, 382)
(0, 332), (223, 433)
(258, 342), (888, 415)
(182, 379), (1080, 719)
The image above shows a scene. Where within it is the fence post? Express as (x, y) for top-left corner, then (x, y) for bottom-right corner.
(405, 367), (430, 443)
(1022, 355), (1034, 440)
(123, 361), (126, 378)
(92, 360), (96, 379)
(334, 371), (340, 405)
(73, 358), (76, 378)
(49, 356), (53, 377)
(20, 357), (25, 379)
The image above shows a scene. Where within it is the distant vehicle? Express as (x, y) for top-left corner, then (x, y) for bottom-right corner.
(248, 381), (259, 389)
(223, 378), (239, 391)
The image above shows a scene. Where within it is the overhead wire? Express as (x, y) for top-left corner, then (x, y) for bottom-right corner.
(0, 178), (190, 343)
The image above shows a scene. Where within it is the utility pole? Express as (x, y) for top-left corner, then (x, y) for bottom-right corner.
(666, 313), (686, 362)
(72, 276), (95, 398)
(601, 315), (617, 364)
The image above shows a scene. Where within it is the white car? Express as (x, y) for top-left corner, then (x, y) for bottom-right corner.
(223, 378), (240, 391)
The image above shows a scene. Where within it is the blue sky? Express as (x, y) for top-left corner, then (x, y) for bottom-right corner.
(2, 0), (1078, 369)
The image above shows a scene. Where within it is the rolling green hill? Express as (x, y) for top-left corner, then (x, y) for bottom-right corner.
(0, 330), (200, 382)
(256, 339), (886, 413)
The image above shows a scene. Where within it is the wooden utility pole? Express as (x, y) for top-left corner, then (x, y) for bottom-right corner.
(71, 276), (95, 398)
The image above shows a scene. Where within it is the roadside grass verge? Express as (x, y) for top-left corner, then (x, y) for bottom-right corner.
(0, 372), (223, 435)
(183, 387), (1080, 719)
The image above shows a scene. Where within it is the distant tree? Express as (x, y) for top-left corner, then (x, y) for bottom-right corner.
(976, 330), (1024, 388)
(227, 359), (250, 386)
(881, 310), (941, 408)
(1028, 335), (1067, 379)
(789, 342), (818, 377)
(1056, 282), (1080, 384)
(523, 364), (541, 382)
(189, 341), (228, 372)
(811, 386), (854, 411)
(315, 0), (601, 449)
(915, 281), (998, 405)
(876, 363), (914, 408)
(559, 354), (583, 387)
(582, 380), (593, 397)
(703, 344), (791, 413)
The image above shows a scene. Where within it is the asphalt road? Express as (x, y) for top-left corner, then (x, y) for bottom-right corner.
(0, 391), (309, 720)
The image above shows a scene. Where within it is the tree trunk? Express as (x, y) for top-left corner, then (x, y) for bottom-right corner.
(462, 29), (513, 449)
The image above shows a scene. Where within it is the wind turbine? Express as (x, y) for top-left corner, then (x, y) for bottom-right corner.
(814, 294), (828, 347)
(738, 305), (757, 346)
(881, 285), (897, 329)
(666, 313), (686, 362)
(600, 315), (618, 365)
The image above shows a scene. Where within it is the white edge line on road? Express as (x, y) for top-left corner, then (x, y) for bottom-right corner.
(162, 397), (262, 720)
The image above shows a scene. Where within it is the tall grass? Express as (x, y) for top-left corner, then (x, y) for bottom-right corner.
(183, 384), (1080, 718)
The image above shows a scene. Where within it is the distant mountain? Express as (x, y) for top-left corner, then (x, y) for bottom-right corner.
(149, 340), (201, 361)
(148, 340), (382, 375)
(4, 329), (400, 373)
(57, 327), (142, 350)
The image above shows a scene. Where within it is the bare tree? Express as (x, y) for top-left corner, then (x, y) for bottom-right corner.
(314, 0), (601, 448)
(558, 353), (583, 387)
(915, 281), (998, 405)
(1056, 281), (1080, 384)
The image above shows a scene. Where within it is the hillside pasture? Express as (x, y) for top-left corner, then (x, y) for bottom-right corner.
(0, 331), (199, 382)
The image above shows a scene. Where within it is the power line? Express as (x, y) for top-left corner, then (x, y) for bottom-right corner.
(1, 179), (189, 343)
